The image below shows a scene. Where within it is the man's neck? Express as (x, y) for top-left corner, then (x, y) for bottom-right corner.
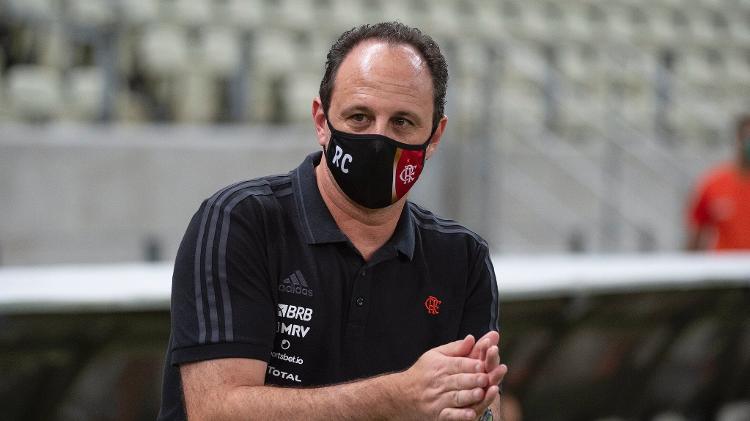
(315, 160), (404, 261)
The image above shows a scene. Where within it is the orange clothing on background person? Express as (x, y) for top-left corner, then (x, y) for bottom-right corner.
(687, 113), (750, 251)
(688, 162), (750, 250)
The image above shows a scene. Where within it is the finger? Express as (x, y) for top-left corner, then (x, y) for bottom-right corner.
(447, 372), (489, 391)
(448, 356), (485, 375)
(484, 345), (500, 372)
(469, 331), (499, 359)
(482, 331), (500, 347)
(438, 407), (477, 421)
(469, 331), (496, 358)
(487, 363), (508, 387)
(437, 335), (476, 357)
(468, 339), (482, 360)
(449, 387), (485, 408)
(468, 337), (487, 361)
(469, 385), (499, 415)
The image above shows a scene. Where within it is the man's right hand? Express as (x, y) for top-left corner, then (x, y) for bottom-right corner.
(395, 335), (496, 421)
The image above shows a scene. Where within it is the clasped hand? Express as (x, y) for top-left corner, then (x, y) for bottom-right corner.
(401, 331), (507, 421)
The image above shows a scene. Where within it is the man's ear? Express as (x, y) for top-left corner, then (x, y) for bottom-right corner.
(312, 97), (328, 148)
(426, 115), (448, 160)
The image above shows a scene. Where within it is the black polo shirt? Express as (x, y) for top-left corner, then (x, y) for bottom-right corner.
(158, 152), (500, 420)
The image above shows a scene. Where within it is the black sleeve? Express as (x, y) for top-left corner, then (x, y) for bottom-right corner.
(458, 242), (500, 339)
(169, 191), (277, 366)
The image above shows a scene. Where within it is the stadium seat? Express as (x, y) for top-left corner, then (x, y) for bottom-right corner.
(0, 56), (7, 121)
(674, 49), (722, 86)
(503, 0), (552, 42)
(606, 4), (635, 44)
(175, 70), (217, 122)
(698, 0), (725, 8)
(668, 90), (729, 143)
(66, 0), (115, 27)
(647, 8), (678, 46)
(626, 5), (654, 46)
(557, 44), (602, 84)
(252, 31), (298, 76)
(496, 84), (546, 131)
(6, 65), (62, 120)
(425, 0), (462, 39)
(65, 67), (105, 120)
(113, 87), (148, 122)
(725, 53), (750, 85)
(285, 72), (320, 122)
(199, 27), (241, 77)
(296, 32), (335, 74)
(727, 14), (750, 45)
(503, 44), (547, 86)
(326, 0), (367, 32)
(669, 9), (693, 42)
(118, 0), (159, 26)
(601, 46), (656, 87)
(561, 3), (594, 42)
(688, 9), (721, 46)
(139, 25), (189, 76)
(34, 23), (69, 70)
(471, 0), (506, 41)
(617, 90), (656, 130)
(578, 3), (609, 42)
(708, 9), (731, 40)
(452, 75), (478, 118)
(557, 84), (606, 138)
(454, 42), (493, 78)
(273, 0), (316, 30)
(221, 0), (264, 31)
(172, 0), (212, 28)
(381, 1), (417, 28)
(5, 0), (56, 21)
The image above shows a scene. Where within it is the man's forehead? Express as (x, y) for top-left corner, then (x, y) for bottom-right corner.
(330, 40), (434, 112)
(351, 41), (426, 75)
(336, 40), (431, 87)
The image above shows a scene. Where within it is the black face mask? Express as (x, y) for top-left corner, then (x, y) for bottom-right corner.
(324, 119), (435, 209)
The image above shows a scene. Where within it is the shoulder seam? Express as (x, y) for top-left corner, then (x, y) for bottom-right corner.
(409, 203), (487, 247)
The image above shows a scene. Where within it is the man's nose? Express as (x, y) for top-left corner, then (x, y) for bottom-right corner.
(370, 119), (392, 137)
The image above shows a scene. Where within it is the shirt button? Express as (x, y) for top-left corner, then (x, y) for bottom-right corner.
(355, 297), (365, 307)
(360, 270), (366, 277)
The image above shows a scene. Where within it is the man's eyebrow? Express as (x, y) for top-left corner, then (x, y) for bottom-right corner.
(338, 106), (424, 125)
(339, 105), (372, 116)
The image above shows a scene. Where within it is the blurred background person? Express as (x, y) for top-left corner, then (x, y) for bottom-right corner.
(686, 114), (750, 251)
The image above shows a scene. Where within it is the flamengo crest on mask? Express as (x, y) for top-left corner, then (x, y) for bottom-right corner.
(399, 164), (417, 184)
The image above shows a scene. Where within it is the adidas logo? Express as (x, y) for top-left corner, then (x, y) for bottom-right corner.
(278, 270), (313, 297)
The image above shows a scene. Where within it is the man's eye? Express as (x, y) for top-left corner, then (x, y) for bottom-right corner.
(351, 114), (367, 122)
(394, 117), (411, 126)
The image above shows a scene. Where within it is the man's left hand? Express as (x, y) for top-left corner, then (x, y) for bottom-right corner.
(466, 331), (506, 418)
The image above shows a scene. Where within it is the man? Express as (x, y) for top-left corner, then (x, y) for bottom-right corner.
(158, 22), (506, 420)
(687, 113), (750, 251)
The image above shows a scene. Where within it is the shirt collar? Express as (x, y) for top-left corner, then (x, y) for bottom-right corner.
(292, 151), (416, 260)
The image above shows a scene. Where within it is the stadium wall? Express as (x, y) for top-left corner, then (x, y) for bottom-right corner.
(0, 124), (730, 265)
